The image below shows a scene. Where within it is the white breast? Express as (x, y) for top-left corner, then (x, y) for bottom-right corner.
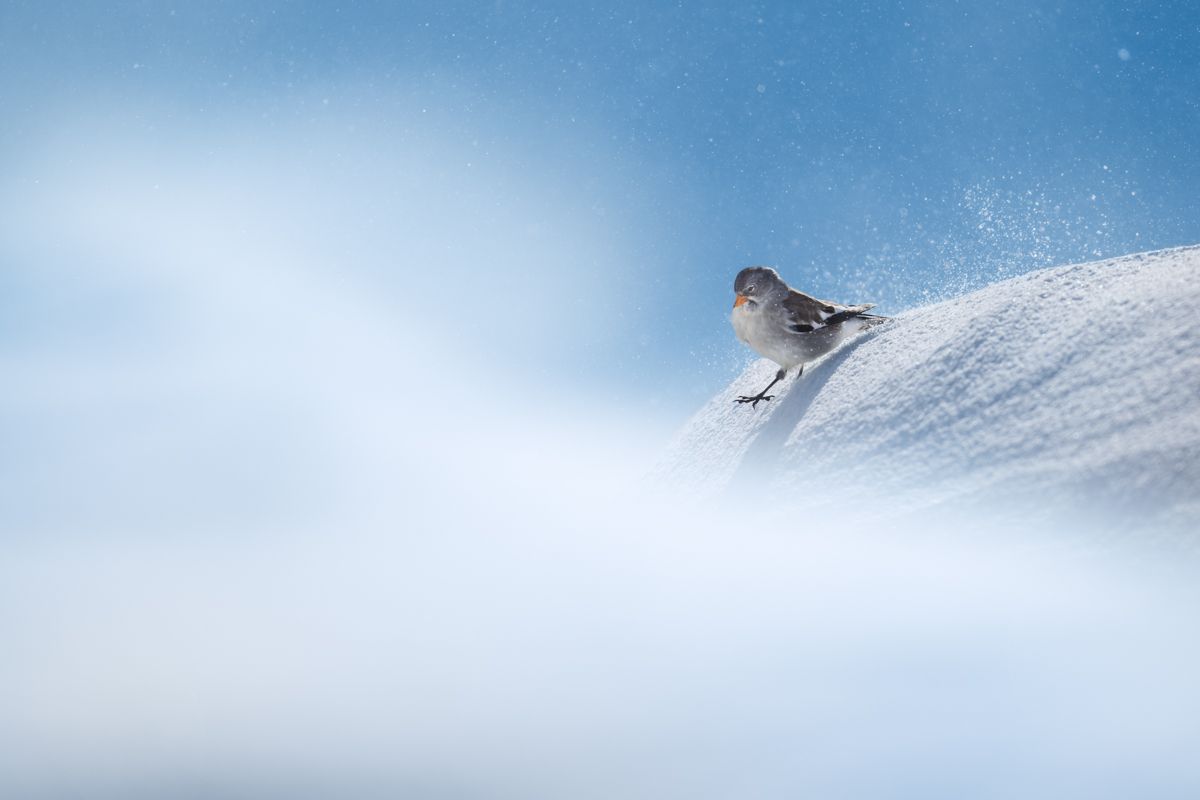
(731, 303), (803, 368)
(730, 303), (757, 345)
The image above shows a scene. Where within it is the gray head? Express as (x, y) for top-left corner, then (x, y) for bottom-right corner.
(733, 266), (786, 308)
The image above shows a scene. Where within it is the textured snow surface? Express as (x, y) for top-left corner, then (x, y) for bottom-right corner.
(661, 246), (1200, 536)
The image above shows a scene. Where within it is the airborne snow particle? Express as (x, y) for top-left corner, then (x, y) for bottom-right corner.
(756, 84), (766, 93)
(1118, 48), (1131, 61)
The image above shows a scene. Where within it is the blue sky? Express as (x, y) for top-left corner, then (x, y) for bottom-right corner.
(3, 1), (1199, 411)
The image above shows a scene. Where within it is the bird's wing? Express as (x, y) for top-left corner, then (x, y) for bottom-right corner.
(782, 290), (877, 333)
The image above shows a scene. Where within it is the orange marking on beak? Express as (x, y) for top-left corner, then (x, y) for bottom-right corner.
(733, 294), (748, 308)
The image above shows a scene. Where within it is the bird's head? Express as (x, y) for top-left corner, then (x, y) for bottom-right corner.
(733, 266), (784, 308)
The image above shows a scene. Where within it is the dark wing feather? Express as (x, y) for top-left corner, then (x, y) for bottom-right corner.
(781, 290), (838, 333)
(782, 290), (878, 333)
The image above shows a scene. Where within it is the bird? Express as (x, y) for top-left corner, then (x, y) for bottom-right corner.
(730, 266), (887, 407)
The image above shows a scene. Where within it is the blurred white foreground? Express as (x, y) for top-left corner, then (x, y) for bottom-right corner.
(3, 226), (1200, 796)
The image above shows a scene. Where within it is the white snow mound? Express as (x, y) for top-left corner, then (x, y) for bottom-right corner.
(660, 246), (1200, 534)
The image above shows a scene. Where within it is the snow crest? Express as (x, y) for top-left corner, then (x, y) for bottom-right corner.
(660, 246), (1200, 536)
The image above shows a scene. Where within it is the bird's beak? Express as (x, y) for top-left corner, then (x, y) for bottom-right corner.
(733, 293), (748, 308)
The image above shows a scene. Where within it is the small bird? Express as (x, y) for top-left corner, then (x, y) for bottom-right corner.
(731, 266), (886, 407)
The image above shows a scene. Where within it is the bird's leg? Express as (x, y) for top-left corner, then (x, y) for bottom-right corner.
(735, 367), (789, 408)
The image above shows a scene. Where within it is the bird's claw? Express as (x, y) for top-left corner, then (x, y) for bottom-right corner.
(735, 394), (774, 408)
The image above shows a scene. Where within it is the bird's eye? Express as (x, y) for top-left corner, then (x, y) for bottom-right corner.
(746, 284), (756, 293)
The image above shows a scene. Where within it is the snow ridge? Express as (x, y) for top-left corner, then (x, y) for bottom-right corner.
(660, 246), (1200, 536)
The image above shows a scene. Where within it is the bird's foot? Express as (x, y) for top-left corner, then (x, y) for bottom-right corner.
(734, 393), (774, 408)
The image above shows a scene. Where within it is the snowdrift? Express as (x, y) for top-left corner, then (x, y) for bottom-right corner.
(660, 246), (1200, 536)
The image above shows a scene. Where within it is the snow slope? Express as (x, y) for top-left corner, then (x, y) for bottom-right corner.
(660, 246), (1200, 537)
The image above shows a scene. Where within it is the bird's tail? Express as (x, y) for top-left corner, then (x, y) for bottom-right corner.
(852, 304), (889, 322)
(858, 312), (890, 327)
(825, 304), (890, 326)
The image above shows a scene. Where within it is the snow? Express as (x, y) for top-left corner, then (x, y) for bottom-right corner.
(4, 229), (1200, 797)
(659, 245), (1200, 540)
